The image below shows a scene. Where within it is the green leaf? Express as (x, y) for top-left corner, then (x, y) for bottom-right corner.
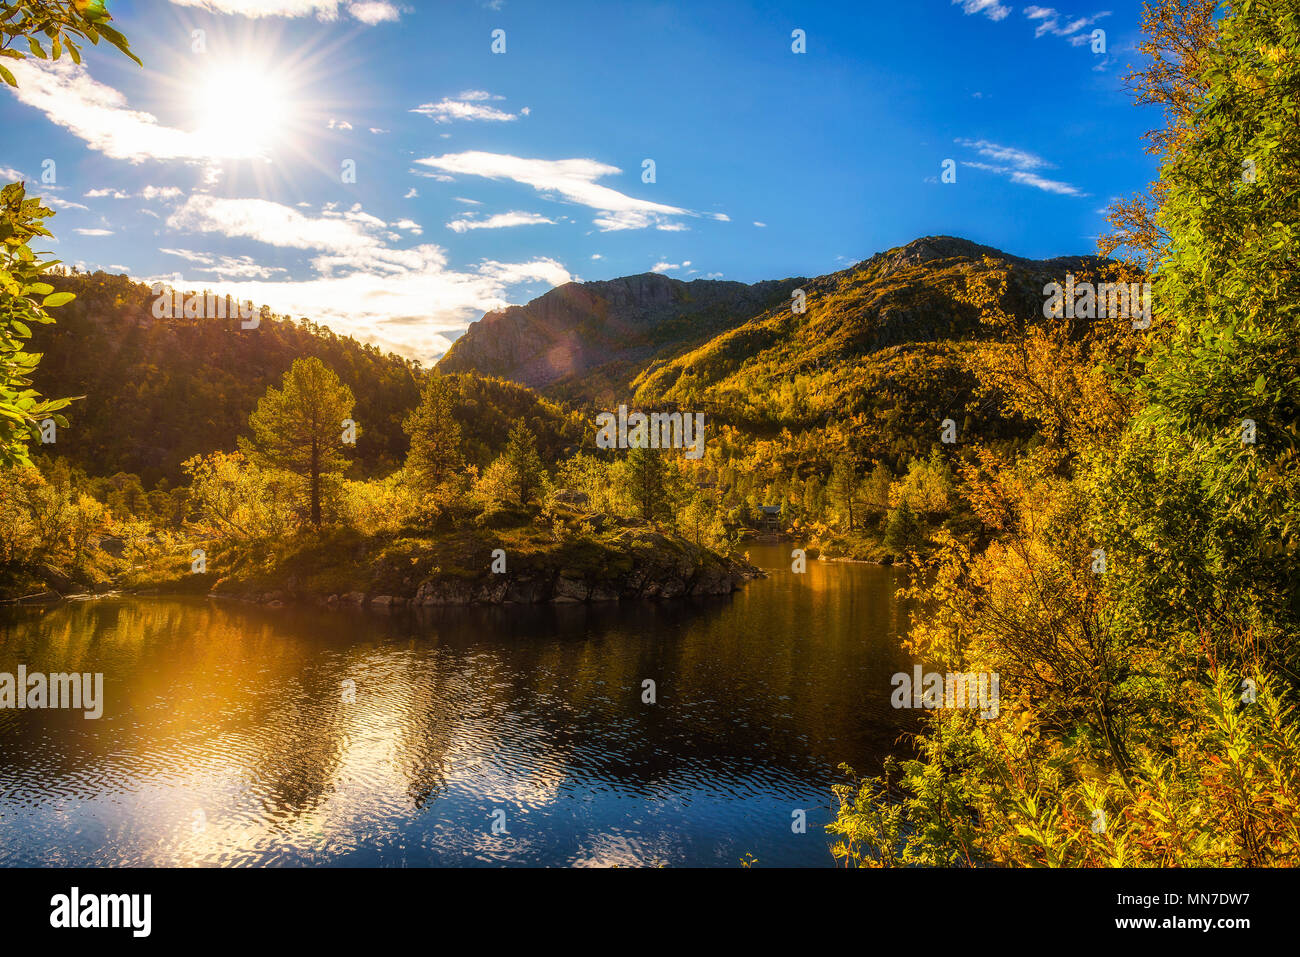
(42, 292), (75, 308)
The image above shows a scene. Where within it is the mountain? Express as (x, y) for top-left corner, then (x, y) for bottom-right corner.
(439, 237), (1109, 408)
(435, 272), (803, 406)
(436, 236), (1116, 464)
(27, 236), (1118, 487)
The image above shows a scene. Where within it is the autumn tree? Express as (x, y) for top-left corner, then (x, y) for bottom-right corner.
(0, 1), (140, 467)
(242, 357), (355, 528)
(1098, 0), (1219, 269)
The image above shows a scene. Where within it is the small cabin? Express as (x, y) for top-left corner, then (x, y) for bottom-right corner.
(758, 504), (782, 530)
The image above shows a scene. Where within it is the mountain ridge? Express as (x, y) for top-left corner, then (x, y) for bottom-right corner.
(437, 235), (1112, 411)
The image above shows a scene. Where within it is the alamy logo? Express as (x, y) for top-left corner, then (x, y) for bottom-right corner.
(50, 887), (151, 937)
(0, 666), (104, 719)
(891, 666), (999, 719)
(595, 404), (705, 459)
(151, 281), (258, 326)
(1043, 274), (1151, 329)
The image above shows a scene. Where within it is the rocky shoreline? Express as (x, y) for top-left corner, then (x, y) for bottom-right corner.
(209, 528), (764, 609)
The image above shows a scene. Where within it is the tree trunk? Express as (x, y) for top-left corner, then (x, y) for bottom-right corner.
(310, 440), (321, 528)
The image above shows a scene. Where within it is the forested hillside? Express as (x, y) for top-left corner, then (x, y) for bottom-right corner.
(27, 272), (581, 484)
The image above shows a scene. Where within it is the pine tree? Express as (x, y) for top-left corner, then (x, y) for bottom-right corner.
(503, 421), (544, 506)
(404, 374), (462, 491)
(620, 444), (671, 521)
(242, 357), (354, 528)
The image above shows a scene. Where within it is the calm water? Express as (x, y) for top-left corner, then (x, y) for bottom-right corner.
(0, 544), (915, 867)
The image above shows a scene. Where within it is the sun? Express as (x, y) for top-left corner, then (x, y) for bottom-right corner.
(192, 63), (291, 156)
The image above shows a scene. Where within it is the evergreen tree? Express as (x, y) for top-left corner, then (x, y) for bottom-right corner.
(503, 421), (544, 506)
(404, 374), (462, 490)
(828, 459), (859, 530)
(883, 500), (922, 549)
(620, 444), (672, 521)
(243, 357), (354, 528)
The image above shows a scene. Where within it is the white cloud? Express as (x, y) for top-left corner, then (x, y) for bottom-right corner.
(168, 195), (388, 256)
(161, 247), (288, 279)
(0, 166), (25, 180)
(393, 218), (424, 235)
(328, 118), (354, 130)
(159, 194), (572, 363)
(1024, 7), (1110, 41)
(404, 187), (419, 199)
(591, 254), (602, 260)
(166, 0), (401, 23)
(651, 260), (691, 273)
(74, 228), (113, 236)
(410, 168), (454, 182)
(84, 186), (184, 201)
(453, 196), (481, 205)
(446, 210), (556, 233)
(955, 138), (1049, 169)
(753, 221), (767, 227)
(952, 0), (1011, 21)
(140, 185), (184, 201)
(5, 59), (264, 162)
(414, 151), (690, 232)
(347, 1), (400, 24)
(45, 195), (90, 211)
(411, 91), (526, 124)
(955, 138), (1087, 196)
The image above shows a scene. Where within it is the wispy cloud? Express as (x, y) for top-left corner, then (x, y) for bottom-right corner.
(87, 186), (185, 201)
(161, 247), (289, 280)
(446, 211), (555, 233)
(166, 1), (402, 23)
(957, 138), (1050, 170)
(413, 151), (693, 232)
(955, 138), (1087, 196)
(1024, 6), (1111, 44)
(411, 91), (528, 124)
(951, 0), (1011, 21)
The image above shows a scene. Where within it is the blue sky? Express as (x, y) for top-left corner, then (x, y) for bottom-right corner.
(0, 0), (1156, 363)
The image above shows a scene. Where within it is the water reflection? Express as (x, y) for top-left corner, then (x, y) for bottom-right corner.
(0, 544), (916, 866)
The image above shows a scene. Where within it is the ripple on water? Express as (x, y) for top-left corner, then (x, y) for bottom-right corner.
(0, 553), (916, 866)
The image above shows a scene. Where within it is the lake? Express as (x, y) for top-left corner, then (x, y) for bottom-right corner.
(0, 544), (916, 867)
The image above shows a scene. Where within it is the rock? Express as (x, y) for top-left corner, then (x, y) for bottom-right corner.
(38, 563), (77, 595)
(551, 489), (590, 508)
(415, 579), (475, 605)
(504, 578), (545, 604)
(341, 591), (366, 605)
(553, 576), (590, 603)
